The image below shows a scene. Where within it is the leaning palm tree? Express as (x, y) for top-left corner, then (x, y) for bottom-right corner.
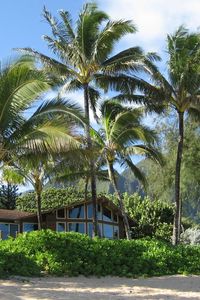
(16, 3), (158, 235)
(113, 26), (200, 244)
(91, 100), (162, 239)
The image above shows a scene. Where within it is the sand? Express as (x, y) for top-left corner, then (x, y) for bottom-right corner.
(0, 275), (200, 300)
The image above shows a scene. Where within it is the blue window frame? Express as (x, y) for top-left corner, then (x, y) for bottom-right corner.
(87, 204), (93, 219)
(103, 224), (113, 239)
(56, 222), (66, 232)
(23, 223), (38, 232)
(0, 223), (19, 240)
(68, 222), (85, 233)
(102, 207), (112, 222)
(69, 205), (84, 219)
(87, 223), (102, 237)
(0, 223), (9, 240)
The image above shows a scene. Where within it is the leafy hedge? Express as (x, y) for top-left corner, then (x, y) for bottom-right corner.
(0, 230), (200, 278)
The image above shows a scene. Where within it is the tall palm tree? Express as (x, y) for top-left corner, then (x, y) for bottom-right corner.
(113, 26), (200, 244)
(16, 3), (155, 235)
(91, 100), (162, 239)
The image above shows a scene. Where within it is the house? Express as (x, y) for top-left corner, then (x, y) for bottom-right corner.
(0, 197), (125, 240)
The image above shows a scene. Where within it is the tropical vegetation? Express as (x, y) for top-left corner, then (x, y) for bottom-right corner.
(0, 2), (199, 253)
(0, 230), (200, 278)
(17, 3), (160, 236)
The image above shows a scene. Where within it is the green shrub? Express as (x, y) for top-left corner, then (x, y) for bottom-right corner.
(0, 241), (40, 278)
(109, 193), (174, 240)
(0, 230), (200, 278)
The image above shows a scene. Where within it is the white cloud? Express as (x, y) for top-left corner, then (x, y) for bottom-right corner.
(98, 0), (200, 54)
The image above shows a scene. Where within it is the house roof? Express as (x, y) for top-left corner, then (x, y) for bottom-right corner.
(0, 209), (34, 221)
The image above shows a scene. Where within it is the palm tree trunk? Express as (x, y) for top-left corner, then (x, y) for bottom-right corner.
(36, 191), (42, 230)
(83, 83), (98, 237)
(35, 178), (43, 230)
(107, 160), (131, 240)
(172, 111), (184, 245)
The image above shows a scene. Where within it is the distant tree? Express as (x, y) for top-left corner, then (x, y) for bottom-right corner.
(0, 183), (18, 210)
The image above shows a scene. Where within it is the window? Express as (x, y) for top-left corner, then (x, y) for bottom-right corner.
(113, 226), (119, 239)
(87, 204), (102, 220)
(56, 222), (66, 232)
(87, 223), (102, 237)
(102, 207), (112, 222)
(10, 224), (19, 238)
(98, 204), (102, 220)
(0, 223), (9, 240)
(0, 223), (19, 240)
(87, 204), (93, 219)
(103, 224), (113, 239)
(23, 223), (38, 232)
(68, 222), (85, 234)
(56, 208), (65, 219)
(69, 205), (84, 219)
(87, 222), (93, 237)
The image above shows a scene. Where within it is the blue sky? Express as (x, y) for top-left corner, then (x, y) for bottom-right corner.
(1, 0), (199, 65)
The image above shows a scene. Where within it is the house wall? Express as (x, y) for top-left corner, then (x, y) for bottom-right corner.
(0, 201), (125, 239)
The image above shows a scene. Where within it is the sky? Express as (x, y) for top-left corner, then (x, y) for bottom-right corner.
(0, 0), (199, 189)
(1, 0), (200, 108)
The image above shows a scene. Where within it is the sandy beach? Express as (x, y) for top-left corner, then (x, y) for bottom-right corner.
(0, 275), (200, 300)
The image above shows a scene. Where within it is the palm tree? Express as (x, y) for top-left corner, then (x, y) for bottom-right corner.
(114, 26), (200, 244)
(91, 100), (162, 239)
(7, 151), (82, 230)
(16, 3), (158, 235)
(0, 56), (50, 163)
(0, 57), (85, 165)
(0, 56), (87, 228)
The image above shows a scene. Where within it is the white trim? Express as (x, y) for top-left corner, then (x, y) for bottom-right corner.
(56, 208), (66, 219)
(56, 222), (66, 232)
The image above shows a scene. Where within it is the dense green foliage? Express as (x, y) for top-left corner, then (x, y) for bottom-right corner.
(109, 193), (174, 241)
(0, 230), (200, 278)
(16, 187), (90, 212)
(143, 117), (200, 223)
